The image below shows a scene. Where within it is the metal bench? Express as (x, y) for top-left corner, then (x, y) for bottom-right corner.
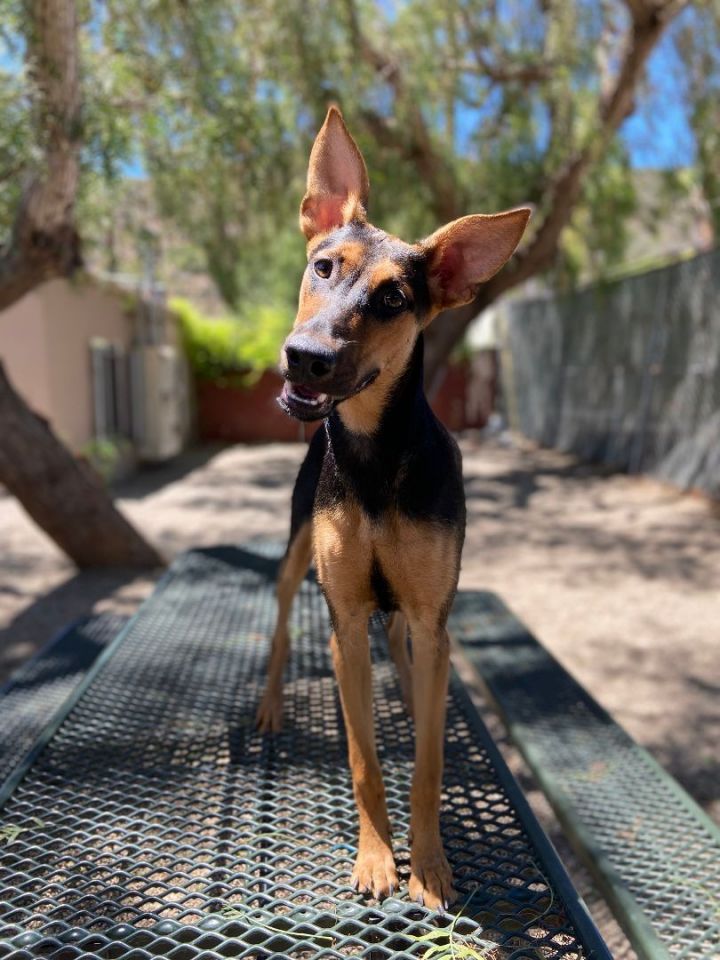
(0, 545), (609, 959)
(451, 591), (720, 960)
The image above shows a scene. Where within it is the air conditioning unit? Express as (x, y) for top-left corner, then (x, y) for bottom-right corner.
(130, 345), (189, 461)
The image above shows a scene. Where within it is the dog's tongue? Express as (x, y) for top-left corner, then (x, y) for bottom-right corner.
(294, 384), (322, 401)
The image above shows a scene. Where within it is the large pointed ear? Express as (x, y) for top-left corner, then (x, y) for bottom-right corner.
(300, 106), (370, 241)
(422, 208), (531, 311)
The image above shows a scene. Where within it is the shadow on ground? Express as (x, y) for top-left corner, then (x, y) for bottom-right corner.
(114, 444), (227, 499)
(0, 569), (151, 684)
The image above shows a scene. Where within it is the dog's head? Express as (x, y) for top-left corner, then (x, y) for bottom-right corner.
(279, 107), (530, 428)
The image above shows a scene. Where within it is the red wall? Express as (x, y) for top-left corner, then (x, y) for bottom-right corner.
(196, 371), (322, 443)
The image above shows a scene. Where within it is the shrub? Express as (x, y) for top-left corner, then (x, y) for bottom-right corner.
(171, 296), (291, 385)
(81, 436), (134, 483)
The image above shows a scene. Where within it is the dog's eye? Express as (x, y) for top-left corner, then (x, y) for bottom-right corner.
(382, 288), (406, 311)
(314, 258), (333, 279)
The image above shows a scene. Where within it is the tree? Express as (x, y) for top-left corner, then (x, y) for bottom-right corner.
(673, 2), (720, 240)
(0, 0), (81, 307)
(70, 0), (700, 383)
(333, 0), (694, 383)
(4, 1), (708, 388)
(0, 0), (161, 568)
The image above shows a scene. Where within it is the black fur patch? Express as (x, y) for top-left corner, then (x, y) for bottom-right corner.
(317, 337), (466, 530)
(289, 427), (326, 539)
(370, 557), (397, 613)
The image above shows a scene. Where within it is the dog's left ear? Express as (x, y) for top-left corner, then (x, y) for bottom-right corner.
(300, 106), (370, 241)
(422, 208), (531, 311)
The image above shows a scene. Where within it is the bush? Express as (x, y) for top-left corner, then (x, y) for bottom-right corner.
(171, 297), (291, 385)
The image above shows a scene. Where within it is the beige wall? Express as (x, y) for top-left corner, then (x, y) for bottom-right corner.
(0, 291), (53, 429)
(40, 278), (134, 451)
(0, 276), (136, 452)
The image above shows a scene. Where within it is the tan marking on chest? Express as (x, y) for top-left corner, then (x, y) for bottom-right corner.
(313, 503), (376, 614)
(314, 504), (461, 626)
(374, 516), (461, 625)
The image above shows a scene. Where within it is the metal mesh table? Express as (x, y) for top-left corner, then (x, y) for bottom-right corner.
(451, 590), (720, 960)
(0, 614), (125, 790)
(0, 546), (609, 959)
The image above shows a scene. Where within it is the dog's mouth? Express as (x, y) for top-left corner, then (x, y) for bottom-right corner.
(279, 383), (334, 421)
(278, 370), (379, 422)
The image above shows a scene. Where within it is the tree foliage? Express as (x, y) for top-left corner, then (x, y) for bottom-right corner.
(0, 0), (162, 569)
(2, 0), (714, 365)
(673, 1), (720, 238)
(172, 296), (291, 383)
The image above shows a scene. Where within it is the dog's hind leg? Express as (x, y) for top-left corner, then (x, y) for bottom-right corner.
(386, 612), (413, 718)
(256, 521), (312, 732)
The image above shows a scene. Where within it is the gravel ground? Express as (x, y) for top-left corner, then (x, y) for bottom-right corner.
(2, 434), (718, 955)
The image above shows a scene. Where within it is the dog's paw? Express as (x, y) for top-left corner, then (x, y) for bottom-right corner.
(256, 688), (283, 733)
(351, 843), (398, 901)
(409, 846), (456, 911)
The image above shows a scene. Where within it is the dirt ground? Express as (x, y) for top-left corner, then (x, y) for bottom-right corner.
(2, 434), (718, 832)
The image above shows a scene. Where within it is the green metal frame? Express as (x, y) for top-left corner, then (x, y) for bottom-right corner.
(451, 590), (720, 960)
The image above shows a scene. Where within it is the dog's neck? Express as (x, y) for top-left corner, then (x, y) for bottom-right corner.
(324, 336), (429, 494)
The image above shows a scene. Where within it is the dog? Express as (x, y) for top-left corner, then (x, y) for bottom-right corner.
(257, 107), (530, 910)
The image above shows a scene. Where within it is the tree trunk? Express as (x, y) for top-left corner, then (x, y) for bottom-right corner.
(0, 0), (162, 570)
(0, 0), (83, 312)
(0, 361), (164, 568)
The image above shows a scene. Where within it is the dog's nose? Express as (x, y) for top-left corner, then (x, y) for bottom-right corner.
(284, 341), (337, 383)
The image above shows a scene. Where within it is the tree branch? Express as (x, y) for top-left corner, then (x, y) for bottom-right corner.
(424, 0), (689, 385)
(455, 53), (556, 85)
(0, 360), (163, 568)
(508, 0), (687, 286)
(0, 0), (82, 312)
(343, 0), (462, 223)
(457, 5), (557, 86)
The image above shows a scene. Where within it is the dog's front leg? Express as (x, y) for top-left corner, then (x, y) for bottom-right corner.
(407, 621), (456, 910)
(331, 618), (398, 900)
(257, 522), (313, 732)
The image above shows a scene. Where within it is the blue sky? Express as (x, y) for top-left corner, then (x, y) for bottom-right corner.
(621, 19), (695, 169)
(2, 10), (696, 175)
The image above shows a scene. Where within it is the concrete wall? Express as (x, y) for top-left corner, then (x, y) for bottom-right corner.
(0, 276), (135, 452)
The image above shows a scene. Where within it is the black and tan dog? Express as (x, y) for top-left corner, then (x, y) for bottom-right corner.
(257, 107), (530, 910)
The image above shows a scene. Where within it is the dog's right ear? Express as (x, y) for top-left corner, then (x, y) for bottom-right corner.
(300, 106), (370, 241)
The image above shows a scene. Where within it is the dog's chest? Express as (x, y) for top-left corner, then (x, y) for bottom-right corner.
(311, 501), (461, 619)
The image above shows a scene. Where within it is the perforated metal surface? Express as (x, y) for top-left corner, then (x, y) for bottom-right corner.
(0, 614), (125, 789)
(0, 546), (609, 959)
(451, 591), (720, 960)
